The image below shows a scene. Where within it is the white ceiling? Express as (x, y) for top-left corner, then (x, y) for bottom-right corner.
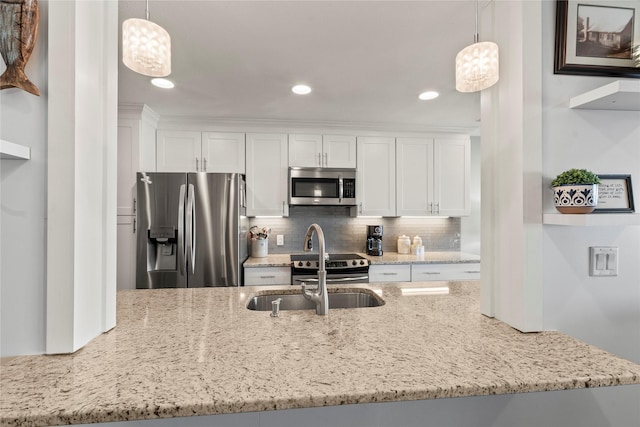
(118, 0), (482, 132)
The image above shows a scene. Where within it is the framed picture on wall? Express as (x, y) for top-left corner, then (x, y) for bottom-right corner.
(554, 0), (640, 78)
(594, 175), (635, 213)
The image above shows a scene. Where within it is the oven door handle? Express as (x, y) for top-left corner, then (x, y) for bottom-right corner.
(294, 276), (369, 283)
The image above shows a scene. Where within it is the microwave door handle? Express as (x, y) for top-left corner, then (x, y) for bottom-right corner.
(339, 176), (344, 202)
(178, 184), (186, 275)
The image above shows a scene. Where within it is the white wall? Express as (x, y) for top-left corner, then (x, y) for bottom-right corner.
(540, 1), (640, 364)
(0, 0), (48, 356)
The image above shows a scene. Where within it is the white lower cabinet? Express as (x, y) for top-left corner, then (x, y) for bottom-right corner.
(369, 264), (411, 283)
(117, 215), (136, 291)
(411, 263), (481, 281)
(244, 267), (291, 286)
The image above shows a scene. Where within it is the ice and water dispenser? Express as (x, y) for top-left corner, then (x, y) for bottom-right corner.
(147, 226), (177, 271)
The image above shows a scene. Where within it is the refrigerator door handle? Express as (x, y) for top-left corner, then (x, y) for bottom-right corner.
(178, 184), (186, 275)
(186, 183), (196, 274)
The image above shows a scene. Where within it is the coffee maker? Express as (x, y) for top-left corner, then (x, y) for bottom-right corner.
(366, 225), (383, 256)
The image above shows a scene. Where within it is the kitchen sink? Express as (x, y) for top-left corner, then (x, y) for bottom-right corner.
(246, 290), (385, 311)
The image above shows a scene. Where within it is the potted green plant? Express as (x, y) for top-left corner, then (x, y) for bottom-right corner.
(551, 168), (601, 214)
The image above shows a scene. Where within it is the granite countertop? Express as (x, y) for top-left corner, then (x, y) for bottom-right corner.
(2, 282), (639, 426)
(244, 251), (480, 268)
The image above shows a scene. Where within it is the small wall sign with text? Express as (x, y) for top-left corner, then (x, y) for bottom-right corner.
(594, 174), (635, 213)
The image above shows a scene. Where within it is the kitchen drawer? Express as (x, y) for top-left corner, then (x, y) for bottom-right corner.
(411, 263), (480, 282)
(244, 267), (290, 286)
(369, 264), (411, 283)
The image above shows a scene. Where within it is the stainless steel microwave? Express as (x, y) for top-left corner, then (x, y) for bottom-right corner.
(289, 167), (357, 206)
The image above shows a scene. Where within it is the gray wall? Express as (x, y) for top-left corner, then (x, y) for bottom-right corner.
(541, 1), (640, 365)
(0, 2), (48, 356)
(250, 209), (461, 254)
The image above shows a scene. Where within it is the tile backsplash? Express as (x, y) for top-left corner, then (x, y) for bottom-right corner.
(249, 206), (461, 254)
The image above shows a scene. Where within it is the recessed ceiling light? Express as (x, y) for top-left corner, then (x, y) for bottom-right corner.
(151, 78), (175, 89)
(292, 84), (312, 95)
(418, 91), (439, 100)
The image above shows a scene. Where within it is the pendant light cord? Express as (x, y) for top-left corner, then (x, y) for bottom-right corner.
(474, 0), (479, 44)
(145, 0), (150, 21)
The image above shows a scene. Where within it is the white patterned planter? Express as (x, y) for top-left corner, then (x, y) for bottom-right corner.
(553, 184), (598, 214)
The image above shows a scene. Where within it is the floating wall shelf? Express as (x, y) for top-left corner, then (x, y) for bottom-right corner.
(543, 213), (640, 226)
(569, 80), (640, 111)
(0, 139), (31, 160)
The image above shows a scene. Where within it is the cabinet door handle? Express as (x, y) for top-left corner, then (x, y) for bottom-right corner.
(133, 197), (136, 214)
(435, 202), (440, 214)
(421, 271), (440, 275)
(195, 157), (199, 171)
(317, 152), (322, 167)
(359, 203), (363, 214)
(203, 157), (207, 171)
(324, 152), (328, 167)
(464, 270), (481, 274)
(382, 272), (398, 276)
(260, 275), (276, 279)
(133, 218), (136, 234)
(282, 201), (286, 215)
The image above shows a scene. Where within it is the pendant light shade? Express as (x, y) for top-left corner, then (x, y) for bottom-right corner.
(122, 1), (171, 77)
(455, 41), (499, 92)
(455, 0), (499, 92)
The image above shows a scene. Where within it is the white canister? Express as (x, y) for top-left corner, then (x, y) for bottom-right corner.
(251, 238), (268, 258)
(397, 235), (411, 254)
(411, 236), (423, 254)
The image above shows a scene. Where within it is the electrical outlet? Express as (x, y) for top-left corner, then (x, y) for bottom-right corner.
(276, 235), (284, 246)
(589, 247), (618, 277)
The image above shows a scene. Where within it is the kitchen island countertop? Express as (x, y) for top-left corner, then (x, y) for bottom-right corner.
(1, 282), (639, 426)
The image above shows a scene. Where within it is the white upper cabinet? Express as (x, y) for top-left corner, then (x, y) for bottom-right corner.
(289, 134), (356, 168)
(156, 130), (245, 173)
(357, 136), (396, 216)
(322, 135), (357, 168)
(396, 138), (434, 216)
(246, 133), (289, 217)
(396, 137), (470, 216)
(288, 134), (322, 167)
(433, 138), (470, 216)
(156, 130), (202, 172)
(201, 132), (246, 173)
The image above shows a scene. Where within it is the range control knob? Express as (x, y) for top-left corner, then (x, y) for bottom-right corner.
(352, 260), (357, 266)
(306, 261), (311, 267)
(360, 260), (365, 265)
(316, 261), (320, 267)
(298, 261), (303, 267)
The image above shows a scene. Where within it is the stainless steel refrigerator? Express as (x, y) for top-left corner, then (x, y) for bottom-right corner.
(136, 172), (248, 288)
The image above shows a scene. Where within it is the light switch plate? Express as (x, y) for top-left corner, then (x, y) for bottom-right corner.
(589, 247), (618, 277)
(276, 235), (284, 246)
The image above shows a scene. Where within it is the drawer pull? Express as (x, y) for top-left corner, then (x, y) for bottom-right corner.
(260, 275), (276, 279)
(382, 272), (398, 275)
(464, 271), (481, 274)
(421, 272), (441, 275)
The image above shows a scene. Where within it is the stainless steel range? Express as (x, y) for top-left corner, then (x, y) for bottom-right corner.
(291, 253), (370, 285)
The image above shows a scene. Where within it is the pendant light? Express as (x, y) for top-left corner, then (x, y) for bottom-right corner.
(455, 0), (499, 92)
(122, 0), (171, 77)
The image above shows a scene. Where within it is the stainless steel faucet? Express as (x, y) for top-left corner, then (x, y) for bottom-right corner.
(301, 223), (329, 315)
